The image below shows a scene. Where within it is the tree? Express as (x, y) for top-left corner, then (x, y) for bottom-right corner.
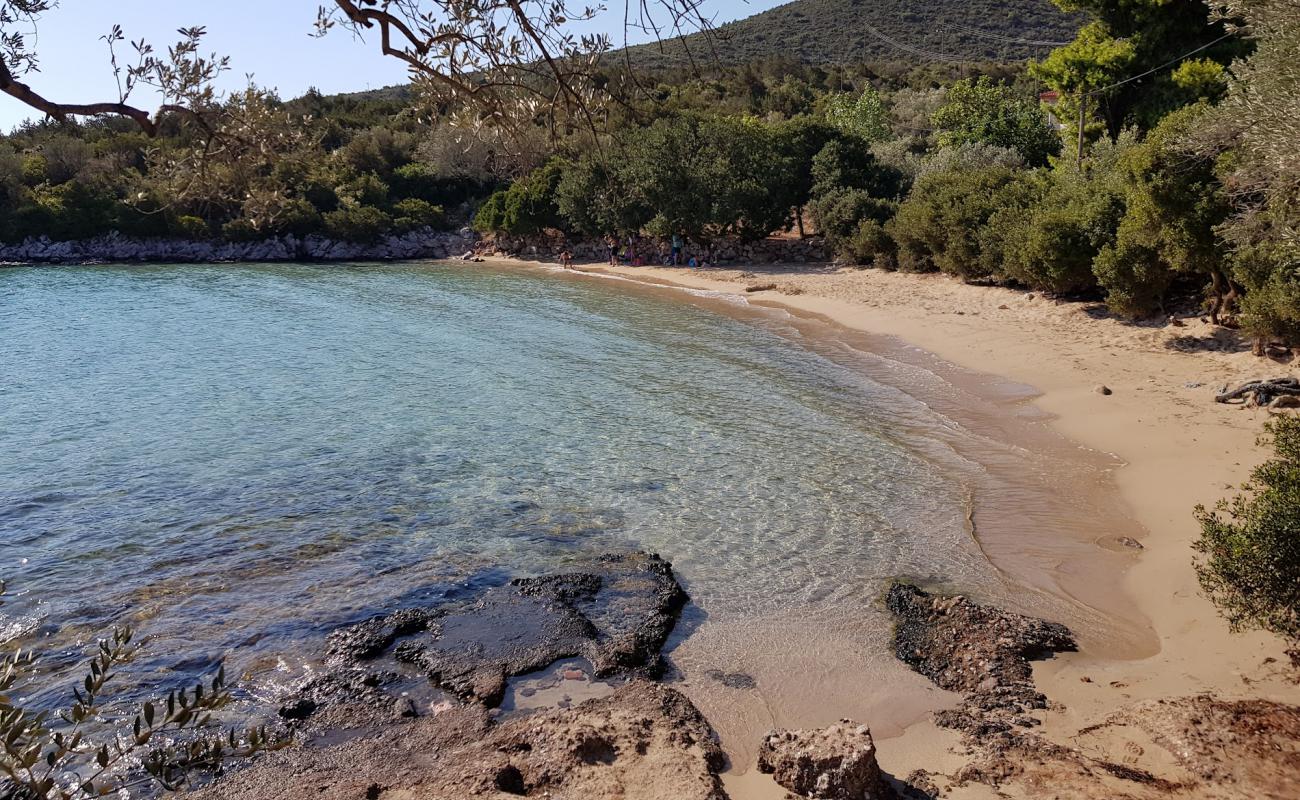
(930, 77), (1060, 167)
(474, 158), (568, 236)
(554, 155), (649, 238)
(807, 136), (905, 256)
(1094, 105), (1230, 319)
(1, 1), (719, 142)
(823, 87), (890, 143)
(1031, 0), (1242, 140)
(771, 117), (838, 237)
(1194, 415), (1300, 647)
(1192, 0), (1300, 344)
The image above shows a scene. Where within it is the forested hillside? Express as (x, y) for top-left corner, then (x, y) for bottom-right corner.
(623, 0), (1084, 68)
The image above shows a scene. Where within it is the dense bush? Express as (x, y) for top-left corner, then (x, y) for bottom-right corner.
(474, 159), (568, 237)
(171, 215), (211, 239)
(393, 198), (446, 232)
(930, 77), (1061, 167)
(322, 205), (393, 243)
(1194, 416), (1300, 646)
(842, 219), (896, 267)
(808, 136), (904, 257)
(888, 165), (1034, 278)
(997, 156), (1123, 295)
(1093, 107), (1229, 317)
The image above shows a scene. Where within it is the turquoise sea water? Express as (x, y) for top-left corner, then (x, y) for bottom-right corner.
(0, 261), (1141, 720)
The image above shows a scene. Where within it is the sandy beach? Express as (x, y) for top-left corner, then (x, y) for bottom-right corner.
(484, 255), (1300, 797)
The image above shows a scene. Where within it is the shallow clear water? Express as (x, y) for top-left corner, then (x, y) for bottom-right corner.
(0, 261), (1144, 734)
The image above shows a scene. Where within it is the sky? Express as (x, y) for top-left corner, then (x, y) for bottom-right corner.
(0, 0), (784, 131)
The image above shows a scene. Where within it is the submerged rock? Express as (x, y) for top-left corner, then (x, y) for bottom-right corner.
(303, 551), (687, 711)
(757, 719), (892, 800)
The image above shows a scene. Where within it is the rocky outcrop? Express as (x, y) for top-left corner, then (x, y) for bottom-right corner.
(198, 552), (723, 800)
(0, 229), (476, 264)
(886, 581), (1075, 743)
(757, 720), (893, 800)
(299, 551), (687, 711)
(194, 680), (728, 800)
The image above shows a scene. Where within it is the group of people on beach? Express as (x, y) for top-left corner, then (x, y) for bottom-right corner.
(559, 234), (707, 270)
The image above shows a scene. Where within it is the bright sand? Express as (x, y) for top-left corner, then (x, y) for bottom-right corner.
(487, 256), (1299, 798)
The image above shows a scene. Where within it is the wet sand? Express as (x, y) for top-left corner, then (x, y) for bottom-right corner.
(483, 256), (1300, 798)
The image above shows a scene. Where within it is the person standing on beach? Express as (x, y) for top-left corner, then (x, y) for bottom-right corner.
(671, 233), (683, 266)
(560, 248), (573, 269)
(606, 235), (618, 266)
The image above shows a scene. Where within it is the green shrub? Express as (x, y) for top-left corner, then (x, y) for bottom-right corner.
(1194, 416), (1300, 646)
(171, 215), (211, 240)
(221, 217), (262, 242)
(1003, 203), (1106, 295)
(474, 159), (567, 236)
(273, 198), (325, 238)
(887, 166), (1033, 279)
(20, 153), (47, 186)
(339, 172), (390, 208)
(994, 165), (1121, 295)
(1093, 231), (1169, 316)
(810, 188), (894, 244)
(1232, 237), (1300, 343)
(393, 198), (446, 232)
(472, 190), (508, 234)
(930, 76), (1061, 167)
(1094, 106), (1230, 319)
(323, 204), (393, 243)
(840, 219), (896, 267)
(27, 181), (118, 241)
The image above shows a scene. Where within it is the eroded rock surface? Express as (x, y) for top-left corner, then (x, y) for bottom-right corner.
(307, 551), (686, 709)
(886, 581), (1075, 744)
(757, 719), (893, 800)
(193, 681), (728, 800)
(886, 582), (1300, 799)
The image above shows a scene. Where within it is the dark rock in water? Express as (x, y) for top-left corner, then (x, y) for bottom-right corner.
(885, 582), (1076, 789)
(277, 698), (317, 721)
(886, 582), (1074, 698)
(305, 552), (687, 711)
(704, 669), (757, 689)
(757, 719), (892, 800)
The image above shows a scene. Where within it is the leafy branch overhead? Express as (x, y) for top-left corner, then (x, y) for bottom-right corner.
(0, 0), (718, 138)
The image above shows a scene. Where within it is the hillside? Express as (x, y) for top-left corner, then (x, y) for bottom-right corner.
(621, 0), (1084, 69)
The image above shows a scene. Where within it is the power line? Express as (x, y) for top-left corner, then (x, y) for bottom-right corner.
(942, 21), (1073, 48)
(1084, 31), (1235, 96)
(860, 21), (968, 62)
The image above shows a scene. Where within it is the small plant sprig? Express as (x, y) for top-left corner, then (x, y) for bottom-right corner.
(0, 583), (287, 798)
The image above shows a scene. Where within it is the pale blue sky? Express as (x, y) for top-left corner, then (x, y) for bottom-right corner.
(0, 0), (783, 131)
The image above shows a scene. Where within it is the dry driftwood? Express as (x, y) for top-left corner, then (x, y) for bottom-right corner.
(1215, 377), (1300, 405)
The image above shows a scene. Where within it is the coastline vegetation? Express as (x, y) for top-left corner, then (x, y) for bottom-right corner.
(1195, 415), (1300, 649)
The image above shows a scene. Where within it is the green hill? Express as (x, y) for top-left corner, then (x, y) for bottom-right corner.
(621, 0), (1083, 69)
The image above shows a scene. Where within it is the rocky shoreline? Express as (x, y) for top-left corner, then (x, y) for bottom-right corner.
(184, 562), (1297, 800)
(0, 229), (477, 264)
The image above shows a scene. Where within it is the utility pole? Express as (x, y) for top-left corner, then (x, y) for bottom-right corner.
(1076, 92), (1088, 171)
